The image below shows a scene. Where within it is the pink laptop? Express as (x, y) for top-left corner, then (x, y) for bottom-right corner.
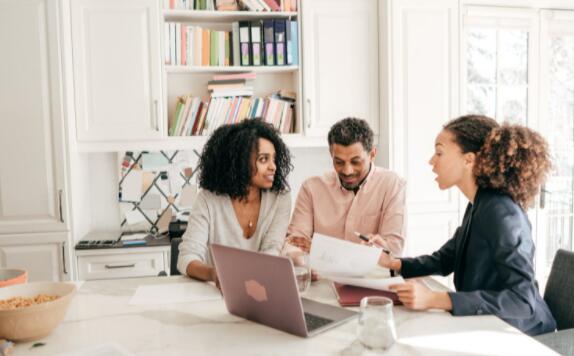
(210, 244), (357, 337)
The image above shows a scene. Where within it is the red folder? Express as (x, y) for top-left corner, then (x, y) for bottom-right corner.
(332, 283), (402, 307)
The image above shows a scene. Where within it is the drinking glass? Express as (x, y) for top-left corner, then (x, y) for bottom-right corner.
(287, 251), (311, 294)
(357, 296), (397, 350)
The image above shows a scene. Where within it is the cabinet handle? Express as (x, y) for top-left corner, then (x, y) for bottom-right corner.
(153, 99), (159, 131)
(62, 242), (68, 274)
(306, 98), (312, 129)
(540, 185), (548, 209)
(105, 263), (136, 269)
(58, 189), (64, 223)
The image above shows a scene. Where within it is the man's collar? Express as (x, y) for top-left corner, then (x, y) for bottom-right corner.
(335, 162), (375, 192)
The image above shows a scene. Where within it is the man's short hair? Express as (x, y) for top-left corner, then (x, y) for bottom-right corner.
(327, 117), (374, 152)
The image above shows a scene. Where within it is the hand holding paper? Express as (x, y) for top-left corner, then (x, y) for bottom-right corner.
(309, 233), (380, 277)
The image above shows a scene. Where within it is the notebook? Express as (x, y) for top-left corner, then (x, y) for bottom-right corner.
(332, 282), (402, 307)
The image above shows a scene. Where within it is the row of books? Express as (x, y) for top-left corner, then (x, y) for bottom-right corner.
(164, 19), (298, 67)
(164, 0), (297, 12)
(169, 94), (295, 136)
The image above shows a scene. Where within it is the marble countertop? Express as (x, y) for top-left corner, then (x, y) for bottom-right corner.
(13, 276), (557, 356)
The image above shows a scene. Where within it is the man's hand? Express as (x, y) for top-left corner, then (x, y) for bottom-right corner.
(285, 236), (312, 253)
(389, 279), (451, 310)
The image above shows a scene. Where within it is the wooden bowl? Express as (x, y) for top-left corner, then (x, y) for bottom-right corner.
(0, 282), (76, 342)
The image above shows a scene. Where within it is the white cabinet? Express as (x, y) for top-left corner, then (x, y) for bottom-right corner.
(387, 0), (461, 257)
(301, 0), (379, 137)
(0, 233), (69, 282)
(70, 0), (163, 141)
(76, 247), (170, 280)
(0, 0), (68, 235)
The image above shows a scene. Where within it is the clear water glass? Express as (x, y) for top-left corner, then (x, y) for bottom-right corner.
(288, 251), (311, 294)
(357, 296), (397, 350)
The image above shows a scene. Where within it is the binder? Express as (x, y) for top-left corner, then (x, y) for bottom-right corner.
(231, 22), (241, 66)
(290, 20), (298, 65)
(332, 283), (401, 307)
(263, 19), (275, 66)
(239, 21), (251, 66)
(273, 19), (286, 65)
(250, 20), (263, 66)
(285, 19), (292, 65)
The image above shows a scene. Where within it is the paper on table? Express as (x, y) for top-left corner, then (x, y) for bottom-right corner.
(326, 275), (405, 292)
(129, 282), (221, 306)
(121, 233), (148, 241)
(309, 233), (380, 277)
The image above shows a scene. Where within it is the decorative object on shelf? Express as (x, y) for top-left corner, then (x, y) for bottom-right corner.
(118, 150), (200, 234)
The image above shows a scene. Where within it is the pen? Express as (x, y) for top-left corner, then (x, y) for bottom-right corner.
(354, 231), (391, 254)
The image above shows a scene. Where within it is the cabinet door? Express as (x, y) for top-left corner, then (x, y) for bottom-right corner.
(301, 0), (379, 137)
(388, 0), (461, 256)
(71, 0), (163, 141)
(0, 0), (69, 234)
(0, 233), (69, 282)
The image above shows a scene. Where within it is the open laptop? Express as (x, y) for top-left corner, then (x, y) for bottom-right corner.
(210, 244), (357, 337)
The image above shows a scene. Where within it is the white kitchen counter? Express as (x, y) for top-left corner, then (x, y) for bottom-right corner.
(13, 276), (557, 355)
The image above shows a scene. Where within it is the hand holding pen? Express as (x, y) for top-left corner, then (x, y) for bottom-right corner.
(354, 232), (396, 272)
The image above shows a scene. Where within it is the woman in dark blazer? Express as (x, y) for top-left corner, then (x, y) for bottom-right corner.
(372, 115), (557, 336)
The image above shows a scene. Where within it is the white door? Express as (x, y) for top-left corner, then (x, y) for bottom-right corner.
(537, 10), (574, 282)
(71, 0), (163, 141)
(0, 0), (69, 234)
(0, 233), (69, 282)
(388, 0), (460, 276)
(301, 0), (379, 137)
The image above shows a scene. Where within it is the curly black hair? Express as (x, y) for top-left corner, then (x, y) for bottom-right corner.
(444, 115), (551, 209)
(198, 119), (292, 200)
(327, 117), (374, 151)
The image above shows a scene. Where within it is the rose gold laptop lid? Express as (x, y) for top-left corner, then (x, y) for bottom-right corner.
(210, 244), (356, 337)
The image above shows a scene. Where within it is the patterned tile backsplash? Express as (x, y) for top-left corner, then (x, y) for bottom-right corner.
(118, 150), (200, 233)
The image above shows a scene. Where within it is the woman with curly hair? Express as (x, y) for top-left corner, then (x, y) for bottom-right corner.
(177, 119), (293, 285)
(369, 115), (556, 336)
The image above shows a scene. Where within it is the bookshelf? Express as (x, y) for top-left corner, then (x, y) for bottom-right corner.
(162, 3), (302, 140)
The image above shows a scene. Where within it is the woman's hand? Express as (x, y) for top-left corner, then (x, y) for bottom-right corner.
(209, 268), (220, 290)
(389, 279), (452, 310)
(361, 234), (401, 271)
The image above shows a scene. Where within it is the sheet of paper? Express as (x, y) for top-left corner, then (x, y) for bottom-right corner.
(121, 170), (143, 202)
(326, 275), (405, 292)
(141, 152), (169, 171)
(140, 194), (161, 209)
(309, 233), (380, 277)
(129, 282), (221, 306)
(57, 342), (134, 356)
(121, 233), (148, 241)
(179, 184), (197, 207)
(125, 209), (146, 225)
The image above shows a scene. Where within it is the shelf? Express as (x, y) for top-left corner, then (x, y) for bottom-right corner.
(76, 134), (334, 153)
(165, 65), (299, 74)
(163, 9), (298, 22)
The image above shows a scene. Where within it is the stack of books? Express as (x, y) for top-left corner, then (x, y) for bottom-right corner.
(164, 19), (298, 67)
(208, 72), (255, 97)
(168, 73), (296, 136)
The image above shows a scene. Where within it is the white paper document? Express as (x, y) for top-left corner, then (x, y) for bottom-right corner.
(309, 233), (381, 277)
(327, 275), (405, 292)
(129, 282), (221, 306)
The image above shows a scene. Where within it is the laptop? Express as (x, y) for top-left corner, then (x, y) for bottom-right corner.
(210, 244), (357, 337)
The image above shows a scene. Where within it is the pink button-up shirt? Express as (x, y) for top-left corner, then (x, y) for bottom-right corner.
(287, 164), (407, 256)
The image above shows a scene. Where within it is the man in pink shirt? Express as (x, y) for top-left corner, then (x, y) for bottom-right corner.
(287, 118), (406, 256)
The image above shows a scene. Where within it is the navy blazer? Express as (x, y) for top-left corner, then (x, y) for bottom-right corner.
(400, 188), (556, 336)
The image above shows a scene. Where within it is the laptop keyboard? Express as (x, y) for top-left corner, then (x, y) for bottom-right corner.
(304, 312), (334, 332)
